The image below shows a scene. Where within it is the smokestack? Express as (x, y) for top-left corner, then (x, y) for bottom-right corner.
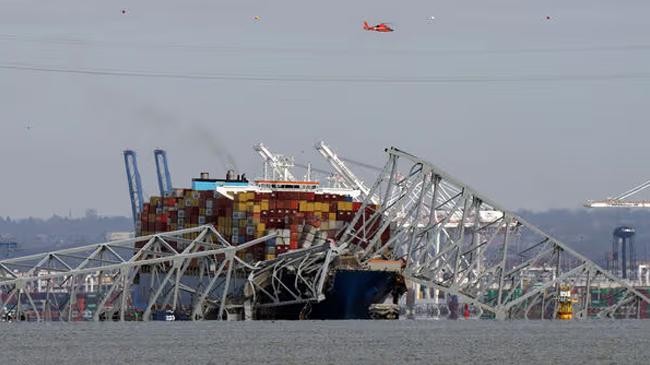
(226, 169), (236, 180)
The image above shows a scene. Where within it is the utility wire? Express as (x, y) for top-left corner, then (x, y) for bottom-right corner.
(2, 63), (650, 83)
(2, 33), (650, 56)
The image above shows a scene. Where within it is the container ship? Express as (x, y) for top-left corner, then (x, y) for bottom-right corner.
(135, 168), (405, 320)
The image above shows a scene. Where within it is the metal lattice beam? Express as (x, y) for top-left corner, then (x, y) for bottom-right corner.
(340, 147), (650, 319)
(0, 225), (336, 322)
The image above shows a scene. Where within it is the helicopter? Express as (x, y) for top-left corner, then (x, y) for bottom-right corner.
(363, 21), (394, 32)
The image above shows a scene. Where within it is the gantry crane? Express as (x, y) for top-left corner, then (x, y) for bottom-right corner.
(123, 150), (144, 226)
(315, 141), (378, 204)
(585, 179), (650, 208)
(253, 143), (296, 181)
(153, 149), (173, 197)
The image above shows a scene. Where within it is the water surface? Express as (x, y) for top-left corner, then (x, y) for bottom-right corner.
(1, 320), (649, 364)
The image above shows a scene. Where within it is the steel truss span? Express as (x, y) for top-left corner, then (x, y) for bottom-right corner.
(2, 146), (649, 321)
(0, 225), (334, 322)
(339, 147), (650, 319)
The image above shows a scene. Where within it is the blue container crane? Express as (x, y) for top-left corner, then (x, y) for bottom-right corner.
(154, 149), (173, 197)
(123, 150), (144, 226)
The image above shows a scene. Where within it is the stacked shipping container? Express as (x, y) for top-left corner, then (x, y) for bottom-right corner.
(137, 188), (384, 262)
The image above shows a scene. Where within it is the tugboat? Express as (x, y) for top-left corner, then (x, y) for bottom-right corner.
(557, 284), (575, 320)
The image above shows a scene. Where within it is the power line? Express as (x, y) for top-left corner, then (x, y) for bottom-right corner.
(2, 33), (650, 56)
(2, 63), (650, 84)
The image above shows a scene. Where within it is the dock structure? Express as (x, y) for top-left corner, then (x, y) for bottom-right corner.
(1, 146), (649, 321)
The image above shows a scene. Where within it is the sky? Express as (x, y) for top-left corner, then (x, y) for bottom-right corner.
(1, 0), (649, 218)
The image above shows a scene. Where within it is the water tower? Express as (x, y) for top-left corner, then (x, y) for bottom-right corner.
(612, 226), (636, 280)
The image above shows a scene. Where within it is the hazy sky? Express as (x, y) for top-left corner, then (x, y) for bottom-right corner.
(1, 0), (649, 218)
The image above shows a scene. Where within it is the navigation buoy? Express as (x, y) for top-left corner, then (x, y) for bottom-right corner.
(121, 9), (127, 15)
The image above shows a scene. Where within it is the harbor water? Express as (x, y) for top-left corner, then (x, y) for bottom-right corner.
(1, 320), (649, 364)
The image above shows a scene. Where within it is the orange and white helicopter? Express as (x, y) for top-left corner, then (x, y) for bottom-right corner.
(363, 21), (394, 32)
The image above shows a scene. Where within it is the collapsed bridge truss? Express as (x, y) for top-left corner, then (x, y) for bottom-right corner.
(2, 146), (650, 321)
(0, 225), (334, 321)
(339, 147), (650, 319)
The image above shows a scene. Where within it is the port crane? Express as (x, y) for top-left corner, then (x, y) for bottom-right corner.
(254, 143), (296, 181)
(585, 178), (650, 208)
(123, 150), (144, 226)
(154, 149), (174, 197)
(315, 141), (378, 204)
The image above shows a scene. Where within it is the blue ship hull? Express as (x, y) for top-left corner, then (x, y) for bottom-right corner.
(258, 269), (404, 320)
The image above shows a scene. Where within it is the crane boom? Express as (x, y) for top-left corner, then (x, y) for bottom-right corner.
(123, 150), (144, 226)
(613, 179), (650, 200)
(585, 178), (650, 208)
(315, 141), (378, 204)
(154, 149), (173, 197)
(253, 143), (295, 181)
